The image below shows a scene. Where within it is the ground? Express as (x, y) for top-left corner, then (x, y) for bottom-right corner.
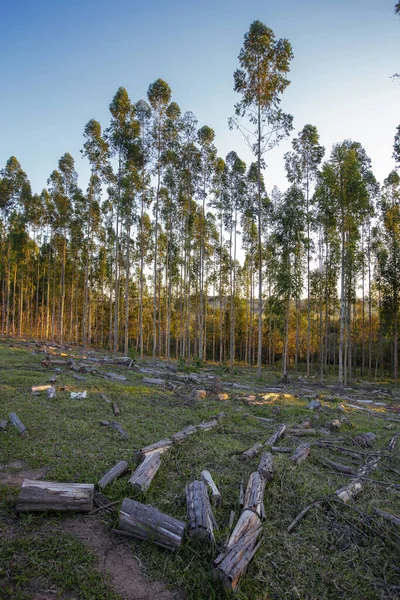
(0, 338), (399, 600)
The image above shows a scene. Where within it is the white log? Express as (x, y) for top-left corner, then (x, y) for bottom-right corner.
(16, 480), (94, 512)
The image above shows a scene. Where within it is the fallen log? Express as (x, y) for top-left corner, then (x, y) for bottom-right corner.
(116, 498), (185, 551)
(257, 452), (274, 481)
(172, 425), (197, 444)
(241, 442), (263, 461)
(110, 421), (130, 440)
(186, 480), (217, 543)
(290, 443), (311, 465)
(98, 460), (129, 490)
(335, 455), (380, 503)
(320, 458), (355, 475)
(373, 507), (400, 526)
(112, 403), (120, 416)
(105, 372), (127, 382)
(271, 446), (293, 453)
(265, 424), (286, 447)
(134, 438), (173, 463)
(9, 412), (29, 438)
(129, 452), (161, 492)
(213, 508), (262, 592)
(286, 428), (318, 436)
(0, 418), (7, 431)
(16, 479), (94, 512)
(197, 419), (218, 431)
(201, 470), (221, 506)
(244, 471), (267, 518)
(353, 432), (376, 448)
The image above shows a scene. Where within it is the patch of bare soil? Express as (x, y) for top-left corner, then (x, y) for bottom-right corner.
(0, 460), (49, 487)
(56, 518), (184, 600)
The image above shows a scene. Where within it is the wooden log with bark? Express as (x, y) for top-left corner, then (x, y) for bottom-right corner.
(335, 455), (380, 503)
(201, 470), (221, 506)
(257, 452), (274, 481)
(241, 442), (263, 460)
(16, 479), (94, 512)
(97, 460), (129, 490)
(134, 438), (173, 463)
(271, 446), (293, 453)
(9, 412), (29, 438)
(213, 508), (262, 592)
(172, 425), (197, 444)
(244, 471), (267, 518)
(129, 452), (161, 492)
(186, 480), (217, 543)
(197, 419), (218, 431)
(116, 498), (185, 551)
(265, 424), (286, 447)
(290, 443), (311, 465)
(286, 428), (318, 436)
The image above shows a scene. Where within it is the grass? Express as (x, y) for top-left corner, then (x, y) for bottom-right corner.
(0, 339), (399, 599)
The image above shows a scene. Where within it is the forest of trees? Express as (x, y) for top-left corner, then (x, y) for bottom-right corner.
(1, 20), (400, 384)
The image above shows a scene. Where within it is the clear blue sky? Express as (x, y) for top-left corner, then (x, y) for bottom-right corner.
(0, 0), (399, 194)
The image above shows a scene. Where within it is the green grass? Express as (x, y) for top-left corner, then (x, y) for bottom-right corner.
(0, 340), (399, 599)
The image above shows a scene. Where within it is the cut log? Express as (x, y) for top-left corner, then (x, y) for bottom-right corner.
(197, 419), (218, 431)
(0, 418), (7, 431)
(47, 386), (56, 399)
(134, 438), (173, 463)
(265, 424), (286, 446)
(271, 446), (293, 453)
(112, 403), (120, 416)
(241, 442), (263, 460)
(320, 458), (355, 475)
(105, 372), (127, 382)
(129, 452), (161, 492)
(31, 384), (51, 393)
(201, 470), (221, 507)
(172, 425), (197, 444)
(16, 479), (94, 512)
(186, 480), (217, 543)
(244, 471), (266, 518)
(110, 421), (130, 440)
(9, 412), (29, 438)
(354, 432), (376, 448)
(257, 452), (274, 481)
(373, 507), (400, 526)
(213, 508), (262, 592)
(335, 455), (380, 503)
(286, 428), (317, 436)
(143, 377), (164, 386)
(98, 460), (129, 490)
(290, 443), (311, 465)
(116, 497), (185, 551)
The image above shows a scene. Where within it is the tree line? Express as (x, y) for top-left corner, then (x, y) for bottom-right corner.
(1, 20), (399, 383)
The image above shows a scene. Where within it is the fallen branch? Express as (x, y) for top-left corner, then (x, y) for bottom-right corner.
(98, 460), (129, 490)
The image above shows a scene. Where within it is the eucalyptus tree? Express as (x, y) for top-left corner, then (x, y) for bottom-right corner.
(81, 119), (109, 347)
(106, 87), (140, 353)
(231, 20), (294, 377)
(147, 78), (172, 356)
(394, 125), (400, 168)
(270, 185), (305, 379)
(317, 141), (373, 384)
(135, 99), (152, 358)
(284, 125), (324, 375)
(377, 170), (400, 381)
(197, 125), (217, 360)
(225, 151), (246, 366)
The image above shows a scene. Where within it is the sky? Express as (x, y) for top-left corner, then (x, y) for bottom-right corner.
(0, 0), (399, 196)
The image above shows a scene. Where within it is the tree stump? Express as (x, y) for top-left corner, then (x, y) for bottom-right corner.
(129, 452), (161, 492)
(98, 460), (129, 490)
(16, 480), (94, 512)
(186, 480), (217, 543)
(116, 498), (185, 551)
